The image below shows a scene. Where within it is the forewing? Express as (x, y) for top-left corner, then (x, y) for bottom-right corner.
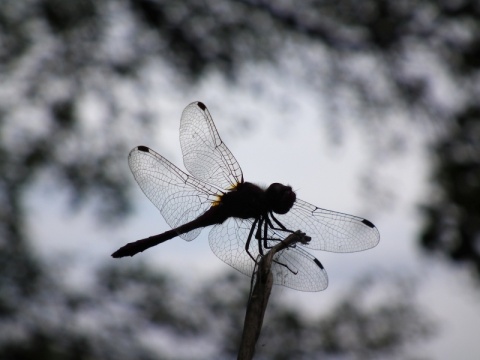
(128, 146), (221, 241)
(180, 101), (243, 190)
(275, 199), (380, 252)
(209, 218), (328, 292)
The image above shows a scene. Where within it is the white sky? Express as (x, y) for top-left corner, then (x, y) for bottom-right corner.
(26, 61), (480, 359)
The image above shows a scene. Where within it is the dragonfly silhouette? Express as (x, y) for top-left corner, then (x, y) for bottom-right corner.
(112, 102), (380, 291)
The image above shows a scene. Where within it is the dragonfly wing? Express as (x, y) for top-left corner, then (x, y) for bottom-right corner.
(209, 218), (257, 278)
(129, 146), (221, 241)
(180, 101), (243, 190)
(271, 246), (328, 292)
(275, 199), (380, 252)
(209, 218), (328, 292)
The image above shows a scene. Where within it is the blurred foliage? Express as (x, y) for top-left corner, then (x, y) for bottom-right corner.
(421, 103), (480, 277)
(0, 0), (478, 357)
(256, 274), (433, 360)
(0, 264), (433, 359)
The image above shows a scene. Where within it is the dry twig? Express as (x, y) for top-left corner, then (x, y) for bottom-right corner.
(237, 231), (311, 360)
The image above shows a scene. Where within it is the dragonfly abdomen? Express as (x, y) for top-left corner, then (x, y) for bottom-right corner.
(111, 206), (228, 258)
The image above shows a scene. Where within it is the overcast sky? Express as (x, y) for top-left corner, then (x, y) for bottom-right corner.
(26, 61), (480, 360)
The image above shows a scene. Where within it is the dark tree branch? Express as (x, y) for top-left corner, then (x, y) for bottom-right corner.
(237, 231), (311, 360)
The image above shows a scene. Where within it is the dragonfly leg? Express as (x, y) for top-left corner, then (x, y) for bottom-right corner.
(260, 216), (300, 275)
(272, 257), (299, 275)
(245, 218), (260, 263)
(267, 215), (311, 246)
(269, 212), (294, 233)
(262, 216), (291, 250)
(255, 217), (266, 256)
(247, 216), (302, 276)
(259, 216), (283, 250)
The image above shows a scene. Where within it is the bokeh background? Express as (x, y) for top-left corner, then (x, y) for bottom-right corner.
(1, 1), (480, 359)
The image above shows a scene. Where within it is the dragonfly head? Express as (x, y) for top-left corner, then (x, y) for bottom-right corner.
(266, 183), (296, 214)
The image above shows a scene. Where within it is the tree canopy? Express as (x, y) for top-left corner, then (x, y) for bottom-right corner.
(0, 0), (478, 358)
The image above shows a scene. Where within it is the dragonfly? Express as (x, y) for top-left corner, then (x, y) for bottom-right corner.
(112, 101), (380, 291)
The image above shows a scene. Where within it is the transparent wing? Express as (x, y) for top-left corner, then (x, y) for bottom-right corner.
(180, 101), (243, 190)
(273, 246), (328, 292)
(209, 217), (328, 292)
(128, 146), (222, 241)
(274, 199), (380, 252)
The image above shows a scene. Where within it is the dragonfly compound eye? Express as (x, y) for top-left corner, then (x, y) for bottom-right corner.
(266, 183), (296, 214)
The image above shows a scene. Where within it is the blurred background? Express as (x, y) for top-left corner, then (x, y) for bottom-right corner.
(1, 1), (480, 359)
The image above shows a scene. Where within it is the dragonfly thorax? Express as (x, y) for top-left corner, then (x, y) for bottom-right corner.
(218, 182), (271, 220)
(218, 182), (296, 221)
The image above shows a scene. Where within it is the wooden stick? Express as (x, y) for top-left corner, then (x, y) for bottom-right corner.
(237, 231), (310, 360)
